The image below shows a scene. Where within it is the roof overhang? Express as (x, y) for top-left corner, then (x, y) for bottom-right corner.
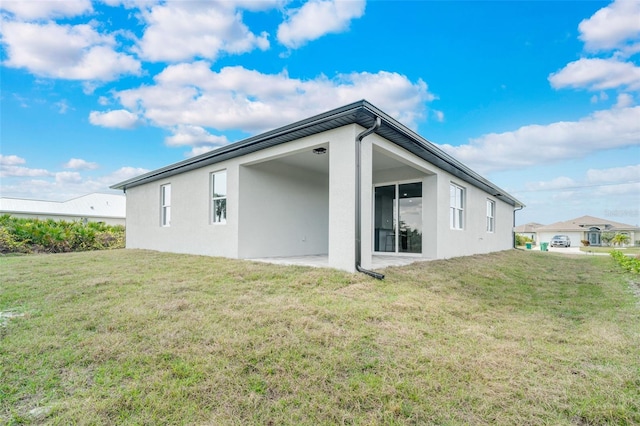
(111, 100), (524, 208)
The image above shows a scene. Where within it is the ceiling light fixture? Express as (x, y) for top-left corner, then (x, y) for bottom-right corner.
(313, 147), (327, 155)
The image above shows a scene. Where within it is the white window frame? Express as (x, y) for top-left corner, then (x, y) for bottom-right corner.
(486, 199), (495, 233)
(160, 184), (171, 227)
(211, 170), (227, 224)
(450, 183), (464, 230)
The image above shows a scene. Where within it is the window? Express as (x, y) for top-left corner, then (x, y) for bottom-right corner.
(486, 200), (495, 233)
(211, 170), (227, 224)
(450, 183), (464, 230)
(161, 184), (171, 227)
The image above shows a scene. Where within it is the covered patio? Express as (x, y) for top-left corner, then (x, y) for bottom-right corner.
(249, 254), (429, 269)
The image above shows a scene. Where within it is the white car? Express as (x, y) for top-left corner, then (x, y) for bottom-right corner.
(550, 235), (571, 247)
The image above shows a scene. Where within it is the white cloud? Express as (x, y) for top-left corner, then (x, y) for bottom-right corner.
(165, 125), (230, 147)
(524, 176), (578, 192)
(187, 146), (218, 157)
(0, 165), (149, 201)
(0, 154), (26, 166)
(1, 21), (141, 81)
(518, 165), (640, 208)
(277, 0), (365, 48)
(89, 109), (141, 129)
(115, 62), (434, 133)
(586, 164), (640, 184)
(55, 99), (71, 114)
(55, 171), (83, 184)
(548, 58), (640, 92)
(63, 158), (99, 170)
(614, 93), (634, 108)
(106, 166), (149, 185)
(0, 155), (52, 178)
(135, 2), (270, 62)
(0, 0), (92, 20)
(578, 0), (640, 53)
(439, 106), (640, 174)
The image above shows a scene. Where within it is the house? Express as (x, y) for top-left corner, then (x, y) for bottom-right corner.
(111, 100), (523, 275)
(536, 215), (639, 247)
(514, 222), (543, 244)
(0, 193), (126, 226)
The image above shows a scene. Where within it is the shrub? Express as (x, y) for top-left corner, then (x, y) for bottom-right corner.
(0, 215), (125, 254)
(515, 234), (533, 246)
(610, 250), (640, 275)
(0, 227), (31, 254)
(581, 240), (590, 247)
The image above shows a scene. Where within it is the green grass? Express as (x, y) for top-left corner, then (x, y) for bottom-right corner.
(1, 249), (639, 425)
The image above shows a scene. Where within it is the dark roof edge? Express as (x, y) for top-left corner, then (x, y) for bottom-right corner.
(111, 100), (524, 207)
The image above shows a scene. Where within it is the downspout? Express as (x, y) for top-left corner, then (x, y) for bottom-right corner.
(513, 205), (524, 248)
(356, 117), (384, 280)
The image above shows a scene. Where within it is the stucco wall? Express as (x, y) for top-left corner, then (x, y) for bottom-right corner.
(238, 161), (329, 258)
(435, 174), (513, 259)
(124, 123), (517, 270)
(125, 161), (239, 257)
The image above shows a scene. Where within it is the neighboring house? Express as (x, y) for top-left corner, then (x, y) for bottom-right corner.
(514, 222), (543, 244)
(0, 193), (126, 226)
(111, 100), (523, 274)
(536, 215), (639, 247)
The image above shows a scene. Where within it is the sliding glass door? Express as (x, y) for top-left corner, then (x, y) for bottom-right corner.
(374, 182), (422, 254)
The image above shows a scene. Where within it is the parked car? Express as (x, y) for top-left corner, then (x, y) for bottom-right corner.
(550, 235), (571, 247)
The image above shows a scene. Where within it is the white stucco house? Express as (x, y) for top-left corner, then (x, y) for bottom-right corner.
(536, 215), (639, 247)
(112, 101), (523, 276)
(0, 193), (126, 226)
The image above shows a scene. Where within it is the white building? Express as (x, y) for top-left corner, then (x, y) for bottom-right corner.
(112, 101), (523, 276)
(0, 193), (126, 226)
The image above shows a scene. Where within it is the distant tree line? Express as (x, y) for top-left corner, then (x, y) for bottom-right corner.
(0, 215), (125, 254)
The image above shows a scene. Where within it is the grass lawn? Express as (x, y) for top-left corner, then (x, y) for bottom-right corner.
(1, 249), (639, 425)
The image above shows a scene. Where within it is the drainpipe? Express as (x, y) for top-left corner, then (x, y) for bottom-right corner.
(513, 205), (524, 248)
(356, 117), (384, 280)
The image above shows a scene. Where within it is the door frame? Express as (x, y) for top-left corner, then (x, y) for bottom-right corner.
(372, 178), (423, 256)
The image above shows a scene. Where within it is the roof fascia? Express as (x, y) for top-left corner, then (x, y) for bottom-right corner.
(111, 100), (524, 207)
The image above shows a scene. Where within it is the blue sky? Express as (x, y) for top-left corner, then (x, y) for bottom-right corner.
(1, 0), (639, 226)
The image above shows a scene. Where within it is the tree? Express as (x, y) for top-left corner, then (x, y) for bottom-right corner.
(601, 232), (615, 246)
(611, 233), (630, 247)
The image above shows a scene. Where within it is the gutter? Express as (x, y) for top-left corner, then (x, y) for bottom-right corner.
(355, 117), (384, 280)
(513, 205), (524, 248)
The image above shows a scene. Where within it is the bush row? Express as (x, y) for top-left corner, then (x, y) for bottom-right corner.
(610, 250), (640, 275)
(0, 215), (125, 254)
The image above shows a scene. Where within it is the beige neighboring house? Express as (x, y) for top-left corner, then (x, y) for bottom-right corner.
(536, 215), (639, 247)
(514, 222), (543, 244)
(0, 193), (126, 226)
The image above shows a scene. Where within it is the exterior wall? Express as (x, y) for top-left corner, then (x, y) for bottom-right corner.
(237, 161), (328, 258)
(370, 136), (512, 260)
(125, 161), (239, 257)
(328, 126), (358, 272)
(124, 123), (517, 270)
(435, 174), (512, 259)
(370, 138), (438, 260)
